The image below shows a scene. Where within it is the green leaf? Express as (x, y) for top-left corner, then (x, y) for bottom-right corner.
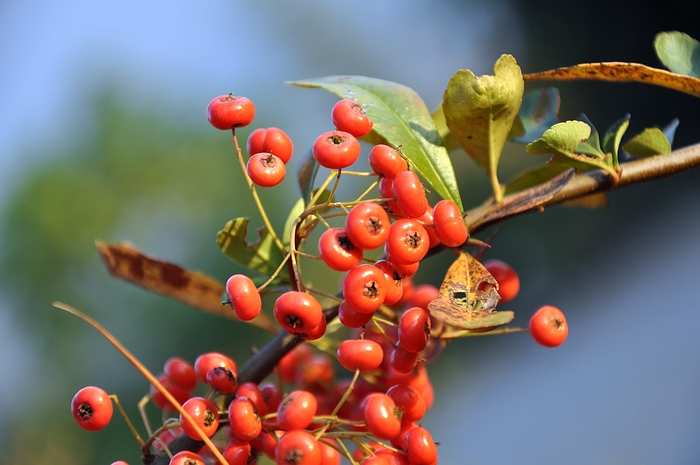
(622, 127), (672, 158)
(577, 113), (601, 153)
(527, 121), (616, 175)
(431, 105), (459, 151)
(509, 87), (561, 144)
(654, 31), (700, 77)
(282, 198), (305, 247)
(602, 114), (630, 167)
(442, 54), (524, 201)
(217, 218), (287, 278)
(289, 76), (462, 210)
(295, 148), (320, 205)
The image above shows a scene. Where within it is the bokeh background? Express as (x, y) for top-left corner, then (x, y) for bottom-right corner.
(2, 1), (700, 464)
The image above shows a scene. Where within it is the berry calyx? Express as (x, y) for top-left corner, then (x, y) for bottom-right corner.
(246, 152), (286, 187)
(385, 219), (429, 265)
(312, 130), (361, 169)
(345, 202), (391, 250)
(71, 386), (113, 432)
(206, 94), (255, 130)
(342, 264), (387, 314)
(275, 430), (321, 465)
(529, 305), (568, 347)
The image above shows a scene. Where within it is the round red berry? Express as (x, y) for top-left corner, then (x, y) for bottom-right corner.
(404, 427), (437, 465)
(386, 384), (426, 424)
(260, 382), (284, 413)
(275, 430), (321, 465)
(389, 345), (419, 374)
(318, 227), (363, 271)
(393, 171), (428, 218)
(299, 316), (327, 341)
(342, 264), (387, 314)
(164, 356), (197, 391)
(417, 207), (441, 249)
(273, 291), (324, 335)
(338, 300), (375, 328)
(362, 393), (402, 440)
(206, 94), (255, 130)
(194, 352), (236, 383)
(150, 374), (192, 411)
(71, 386), (113, 432)
(312, 130), (361, 169)
(332, 99), (373, 137)
(374, 260), (403, 306)
(277, 390), (318, 431)
(226, 274), (262, 321)
(530, 305), (568, 347)
(223, 438), (253, 465)
(398, 307), (431, 353)
(408, 284), (439, 311)
(483, 259), (520, 304)
(337, 339), (384, 372)
(258, 127), (294, 163)
(180, 396), (219, 440)
(246, 152), (286, 188)
(246, 127), (267, 155)
(206, 366), (238, 394)
(369, 145), (408, 178)
(228, 396), (262, 441)
(345, 202), (391, 250)
(378, 176), (405, 216)
(169, 451), (205, 465)
(385, 219), (429, 265)
(432, 199), (468, 247)
(236, 382), (268, 416)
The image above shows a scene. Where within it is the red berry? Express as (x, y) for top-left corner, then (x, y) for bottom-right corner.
(417, 207), (441, 248)
(312, 130), (361, 169)
(169, 451), (205, 465)
(393, 171), (428, 218)
(319, 438), (342, 465)
(273, 291), (324, 335)
(236, 382), (268, 416)
(386, 384), (426, 424)
(432, 199), (468, 247)
(369, 145), (408, 178)
(345, 202), (391, 250)
(194, 352), (237, 383)
(179, 397), (219, 440)
(408, 284), (439, 311)
(363, 393), (402, 440)
(385, 219), (429, 265)
(260, 382), (284, 413)
(529, 305), (568, 347)
(71, 386), (113, 432)
(337, 339), (384, 372)
(389, 346), (419, 374)
(228, 396), (262, 441)
(206, 94), (255, 130)
(150, 374), (192, 411)
(277, 390), (318, 431)
(398, 307), (431, 353)
(483, 259), (520, 304)
(338, 300), (375, 328)
(296, 354), (335, 390)
(226, 274), (262, 321)
(247, 152), (286, 187)
(246, 127), (294, 163)
(342, 264), (387, 314)
(223, 438), (253, 465)
(275, 430), (321, 465)
(318, 227), (363, 271)
(277, 344), (313, 383)
(378, 176), (405, 217)
(164, 356), (197, 391)
(404, 427), (437, 465)
(373, 260), (403, 306)
(299, 316), (327, 341)
(206, 366), (238, 394)
(331, 99), (373, 137)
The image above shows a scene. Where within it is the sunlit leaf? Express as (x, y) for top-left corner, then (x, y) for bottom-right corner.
(509, 87), (561, 144)
(602, 114), (630, 167)
(523, 62), (700, 98)
(443, 55), (524, 201)
(431, 105), (459, 151)
(96, 240), (277, 332)
(577, 113), (601, 153)
(290, 76), (462, 210)
(217, 218), (288, 278)
(654, 31), (700, 77)
(622, 127), (672, 158)
(526, 120), (592, 158)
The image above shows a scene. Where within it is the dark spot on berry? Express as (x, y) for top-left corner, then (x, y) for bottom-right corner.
(78, 403), (93, 420)
(337, 233), (355, 252)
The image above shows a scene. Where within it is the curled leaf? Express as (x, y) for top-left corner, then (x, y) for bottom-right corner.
(443, 54), (524, 201)
(623, 127), (672, 158)
(217, 217), (288, 278)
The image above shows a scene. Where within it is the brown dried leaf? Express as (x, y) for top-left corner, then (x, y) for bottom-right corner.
(524, 62), (700, 98)
(428, 251), (514, 331)
(96, 240), (277, 333)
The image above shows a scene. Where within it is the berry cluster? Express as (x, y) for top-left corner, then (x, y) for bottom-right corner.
(71, 92), (568, 465)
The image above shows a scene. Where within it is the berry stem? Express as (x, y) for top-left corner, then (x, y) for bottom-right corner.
(231, 129), (286, 253)
(110, 394), (146, 449)
(314, 369), (361, 439)
(256, 251), (292, 293)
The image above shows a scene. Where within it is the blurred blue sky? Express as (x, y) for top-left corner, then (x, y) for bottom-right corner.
(1, 2), (700, 464)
